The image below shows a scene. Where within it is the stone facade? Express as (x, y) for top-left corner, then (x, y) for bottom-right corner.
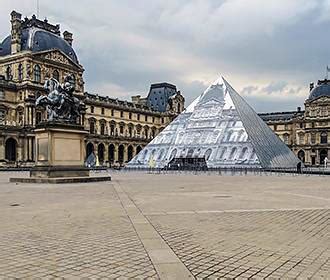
(259, 79), (330, 166)
(0, 11), (184, 167)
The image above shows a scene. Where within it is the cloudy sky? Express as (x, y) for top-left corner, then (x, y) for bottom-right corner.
(1, 0), (330, 112)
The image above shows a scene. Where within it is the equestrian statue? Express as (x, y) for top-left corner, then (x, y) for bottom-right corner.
(36, 74), (84, 123)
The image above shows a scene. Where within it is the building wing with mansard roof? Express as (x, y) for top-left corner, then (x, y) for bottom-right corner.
(0, 11), (185, 167)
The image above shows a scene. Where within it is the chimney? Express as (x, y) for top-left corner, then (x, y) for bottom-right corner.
(10, 10), (22, 54)
(131, 95), (141, 104)
(63, 31), (73, 46)
(309, 82), (314, 92)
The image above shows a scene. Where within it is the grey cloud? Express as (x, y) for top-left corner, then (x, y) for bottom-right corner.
(0, 0), (327, 111)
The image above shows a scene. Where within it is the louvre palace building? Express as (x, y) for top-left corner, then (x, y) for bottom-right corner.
(0, 11), (329, 167)
(0, 11), (184, 167)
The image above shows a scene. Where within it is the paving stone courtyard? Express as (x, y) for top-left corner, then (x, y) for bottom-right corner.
(0, 171), (329, 279)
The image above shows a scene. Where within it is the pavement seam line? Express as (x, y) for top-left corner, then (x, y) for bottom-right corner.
(112, 179), (195, 280)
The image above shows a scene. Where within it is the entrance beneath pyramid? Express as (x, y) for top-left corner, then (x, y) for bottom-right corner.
(167, 157), (208, 170)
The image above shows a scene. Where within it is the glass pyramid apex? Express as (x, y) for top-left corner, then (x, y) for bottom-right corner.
(127, 76), (301, 169)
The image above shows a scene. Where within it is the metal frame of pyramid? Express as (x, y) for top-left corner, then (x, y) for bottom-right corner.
(127, 76), (301, 169)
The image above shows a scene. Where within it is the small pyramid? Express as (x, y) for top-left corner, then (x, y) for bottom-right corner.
(127, 76), (301, 169)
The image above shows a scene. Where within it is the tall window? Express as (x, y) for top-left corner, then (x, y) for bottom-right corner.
(100, 122), (105, 135)
(120, 111), (124, 118)
(36, 112), (42, 124)
(18, 64), (23, 81)
(6, 66), (12, 80)
(111, 109), (114, 116)
(311, 133), (316, 144)
(298, 133), (304, 145)
(120, 125), (124, 134)
(90, 106), (94, 113)
(320, 131), (328, 144)
(101, 108), (105, 115)
(129, 112), (132, 119)
(110, 124), (115, 136)
(34, 64), (41, 83)
(89, 121), (95, 134)
(52, 70), (59, 81)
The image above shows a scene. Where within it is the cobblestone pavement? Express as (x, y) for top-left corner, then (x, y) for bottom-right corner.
(0, 173), (158, 278)
(0, 171), (329, 279)
(148, 209), (329, 279)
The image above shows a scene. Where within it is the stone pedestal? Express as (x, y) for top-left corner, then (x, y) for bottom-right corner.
(32, 122), (89, 178)
(10, 122), (111, 184)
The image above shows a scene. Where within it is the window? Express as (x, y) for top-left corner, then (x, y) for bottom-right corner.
(161, 118), (164, 124)
(120, 125), (124, 134)
(300, 123), (304, 129)
(6, 66), (12, 80)
(320, 131), (328, 144)
(298, 133), (304, 145)
(120, 111), (124, 118)
(101, 108), (105, 115)
(111, 109), (114, 116)
(128, 126), (132, 137)
(137, 114), (140, 121)
(89, 121), (95, 134)
(90, 106), (94, 113)
(311, 133), (316, 144)
(52, 70), (59, 81)
(152, 117), (155, 123)
(36, 112), (42, 124)
(145, 115), (148, 122)
(273, 124), (277, 130)
(311, 122), (315, 128)
(34, 65), (41, 83)
(110, 124), (115, 136)
(100, 122), (105, 135)
(18, 64), (23, 81)
(129, 112), (132, 119)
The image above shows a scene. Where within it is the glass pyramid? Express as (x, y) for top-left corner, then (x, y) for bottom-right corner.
(127, 76), (301, 169)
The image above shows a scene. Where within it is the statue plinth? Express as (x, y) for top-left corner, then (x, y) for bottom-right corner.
(9, 76), (111, 183)
(10, 121), (111, 183)
(31, 121), (89, 178)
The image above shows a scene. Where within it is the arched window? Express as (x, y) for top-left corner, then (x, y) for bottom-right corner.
(170, 149), (177, 160)
(118, 145), (125, 164)
(229, 147), (237, 160)
(100, 122), (105, 135)
(219, 147), (227, 160)
(320, 131), (328, 144)
(89, 120), (95, 134)
(128, 145), (134, 161)
(98, 143), (105, 163)
(52, 70), (59, 81)
(86, 143), (94, 159)
(34, 64), (41, 83)
(204, 149), (212, 160)
(108, 144), (115, 163)
(6, 66), (12, 80)
(239, 147), (248, 159)
(18, 64), (23, 81)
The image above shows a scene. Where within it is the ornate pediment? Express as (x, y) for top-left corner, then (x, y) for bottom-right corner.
(34, 50), (81, 68)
